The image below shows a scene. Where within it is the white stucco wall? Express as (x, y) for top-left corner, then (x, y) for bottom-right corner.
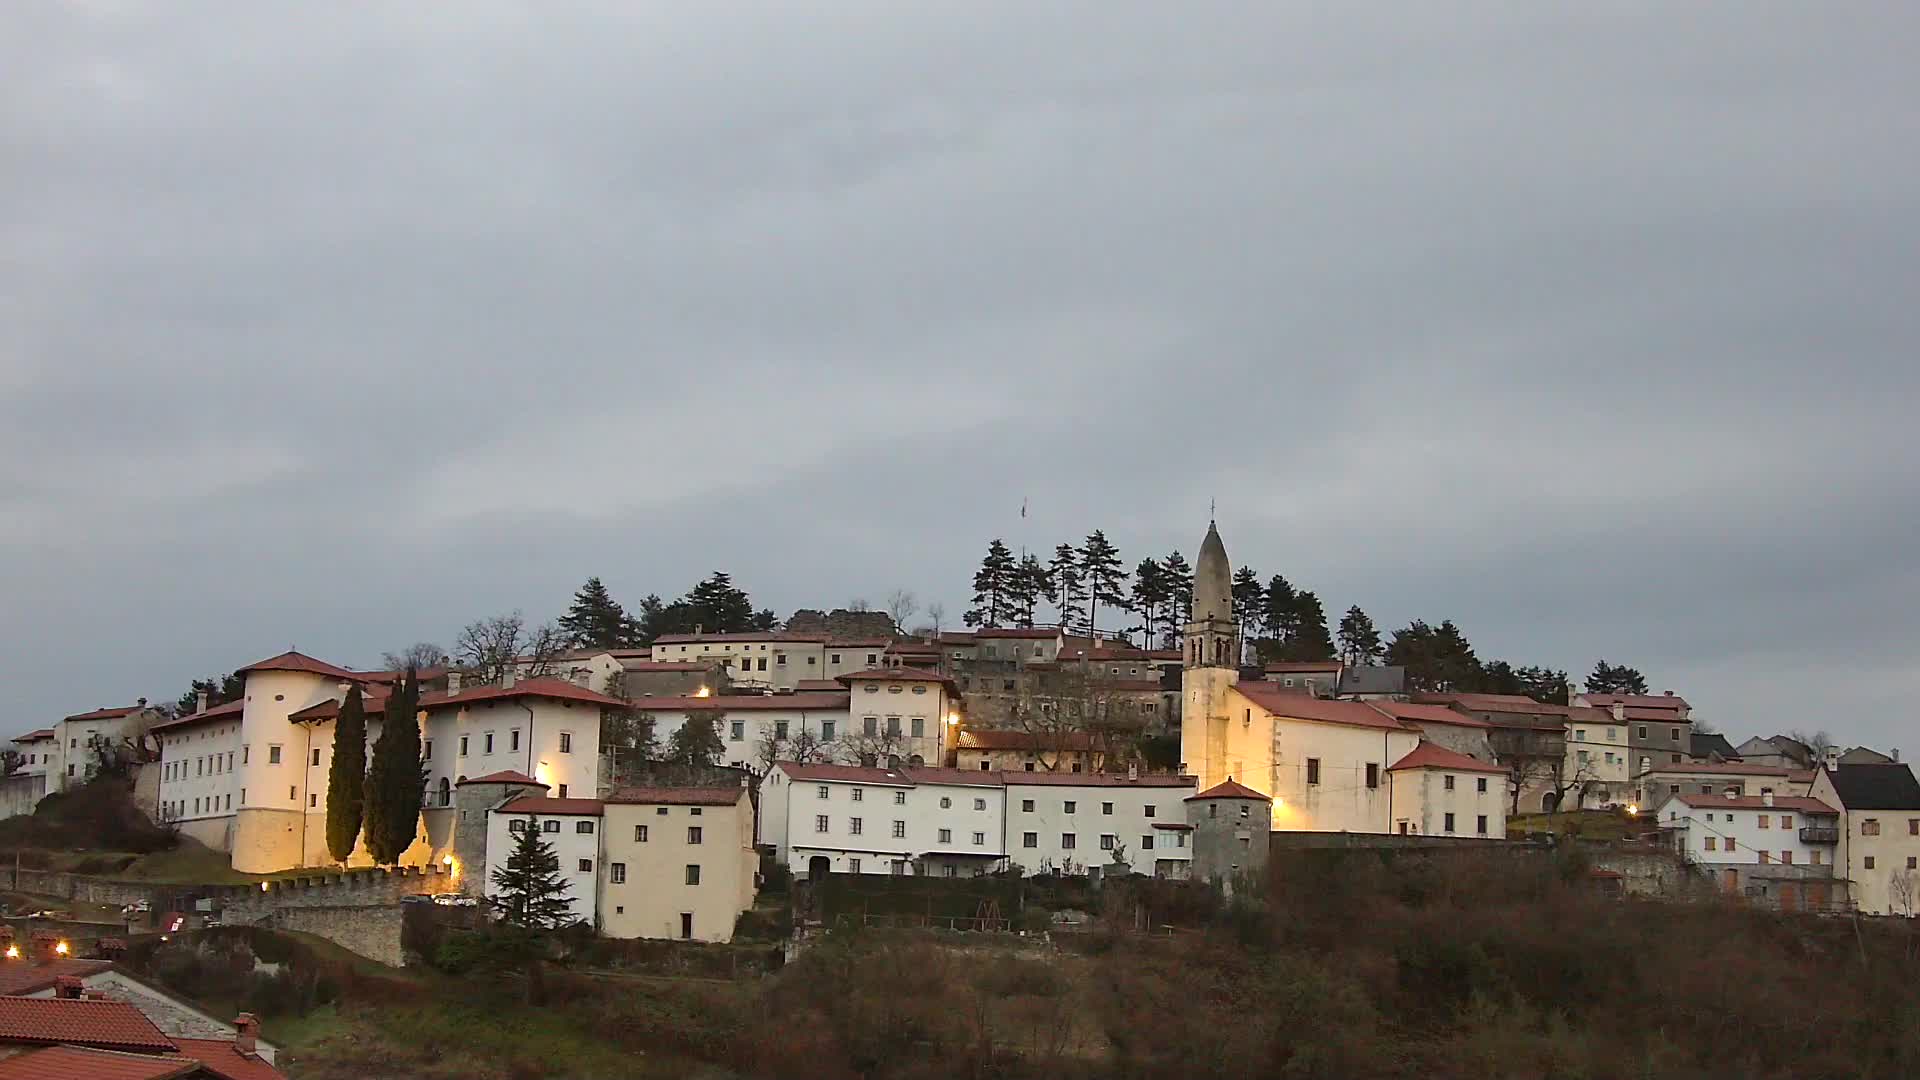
(600, 797), (756, 941)
(1005, 778), (1193, 876)
(1389, 767), (1507, 837)
(486, 806), (602, 927)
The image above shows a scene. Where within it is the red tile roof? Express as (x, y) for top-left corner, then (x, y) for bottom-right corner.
(838, 667), (952, 684)
(971, 628), (1060, 639)
(457, 770), (546, 787)
(883, 641), (939, 654)
(1389, 743), (1505, 774)
(603, 786), (745, 807)
(169, 1037), (286, 1080)
(1641, 762), (1793, 777)
(773, 761), (914, 785)
(10, 729), (54, 743)
(1187, 779), (1270, 802)
(418, 678), (626, 711)
(1365, 701), (1491, 729)
(287, 692), (389, 723)
(627, 692), (850, 712)
(0, 996), (176, 1053)
(150, 699), (245, 732)
(1581, 693), (1691, 711)
(0, 958), (112, 996)
(617, 661), (713, 673)
(1235, 685), (1413, 732)
(1263, 661), (1341, 673)
(236, 651), (358, 680)
(1000, 772), (1194, 788)
(827, 638), (893, 649)
(0, 1045), (200, 1080)
(1665, 794), (1837, 814)
(497, 796), (605, 816)
(650, 631), (828, 645)
(61, 706), (144, 723)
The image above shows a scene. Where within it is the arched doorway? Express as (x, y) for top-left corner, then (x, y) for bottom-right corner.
(908, 755), (925, 767)
(808, 855), (831, 880)
(437, 777), (451, 806)
(1541, 791), (1561, 814)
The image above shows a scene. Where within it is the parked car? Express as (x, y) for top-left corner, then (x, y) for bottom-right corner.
(399, 894), (434, 905)
(431, 894), (480, 907)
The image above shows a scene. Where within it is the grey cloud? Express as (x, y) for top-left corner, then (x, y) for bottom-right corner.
(3, 4), (1917, 746)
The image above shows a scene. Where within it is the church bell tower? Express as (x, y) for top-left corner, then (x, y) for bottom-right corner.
(1180, 519), (1240, 790)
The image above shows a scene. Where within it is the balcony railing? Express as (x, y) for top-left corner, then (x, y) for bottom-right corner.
(1799, 826), (1839, 845)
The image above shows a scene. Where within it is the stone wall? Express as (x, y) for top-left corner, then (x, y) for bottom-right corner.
(0, 867), (176, 908)
(214, 863), (460, 925)
(267, 904), (406, 967)
(1583, 844), (1710, 899)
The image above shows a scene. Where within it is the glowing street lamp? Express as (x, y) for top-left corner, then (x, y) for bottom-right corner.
(53, 941), (69, 957)
(3, 945), (18, 959)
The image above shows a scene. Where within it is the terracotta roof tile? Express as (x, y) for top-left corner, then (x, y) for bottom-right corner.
(627, 692), (849, 712)
(603, 786), (745, 807)
(497, 796), (605, 816)
(836, 667), (955, 686)
(773, 762), (914, 785)
(1235, 685), (1413, 732)
(60, 706), (144, 723)
(1187, 779), (1270, 801)
(420, 677), (626, 711)
(0, 958), (113, 996)
(0, 1045), (200, 1080)
(1388, 743), (1505, 774)
(1581, 693), (1691, 711)
(1365, 701), (1491, 729)
(650, 631), (828, 645)
(957, 729), (1092, 752)
(1000, 772), (1193, 788)
(1640, 762), (1792, 777)
(617, 661), (712, 672)
(1665, 794), (1838, 814)
(457, 770), (546, 787)
(10, 729), (54, 743)
(0, 996), (176, 1053)
(235, 651), (357, 680)
(971, 628), (1059, 639)
(150, 700), (245, 732)
(169, 1037), (287, 1080)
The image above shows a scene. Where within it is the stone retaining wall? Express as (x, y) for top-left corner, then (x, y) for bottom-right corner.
(267, 904), (406, 967)
(0, 867), (172, 908)
(215, 864), (460, 925)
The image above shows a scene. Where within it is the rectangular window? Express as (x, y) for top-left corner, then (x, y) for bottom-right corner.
(423, 740), (432, 760)
(1759, 815), (1770, 829)
(1062, 833), (1076, 850)
(939, 828), (952, 844)
(1102, 802), (1114, 815)
(731, 721), (745, 741)
(892, 820), (906, 838)
(459, 736), (469, 757)
(1782, 816), (1794, 829)
(851, 787), (863, 802)
(1144, 804), (1156, 819)
(1863, 819), (1881, 836)
(1781, 851), (1793, 865)
(822, 720), (836, 741)
(817, 785), (831, 799)
(1910, 819), (1919, 836)
(635, 825), (649, 842)
(610, 863), (626, 884)
(1477, 815), (1488, 835)
(1864, 856), (1876, 870)
(893, 791), (906, 805)
(1306, 758), (1321, 785)
(484, 732), (495, 754)
(559, 733), (572, 753)
(886, 717), (901, 736)
(1443, 812), (1456, 833)
(972, 832), (985, 846)
(577, 858), (593, 873)
(848, 858), (861, 873)
(1100, 834), (1115, 851)
(510, 729), (521, 752)
(939, 796), (952, 809)
(1365, 764), (1380, 789)
(1444, 774), (1455, 791)
(776, 721), (789, 741)
(1022, 799), (1035, 813)
(688, 826), (703, 845)
(850, 817), (863, 835)
(558, 784), (568, 798)
(576, 820), (594, 834)
(757, 658), (767, 671)
(657, 807), (669, 815)
(1477, 777), (1488, 793)
(510, 819), (527, 833)
(864, 717), (878, 736)
(815, 815), (829, 833)
(268, 745), (282, 765)
(309, 794), (318, 808)
(543, 820), (560, 833)
(1141, 834), (1154, 850)
(911, 717), (924, 737)
(311, 748), (321, 766)
(1064, 801), (1077, 814)
(685, 865), (701, 885)
(1725, 837), (1736, 852)
(1023, 832), (1038, 848)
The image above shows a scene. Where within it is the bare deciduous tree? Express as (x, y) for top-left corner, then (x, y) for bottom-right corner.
(455, 611), (567, 684)
(885, 590), (919, 635)
(1890, 868), (1918, 919)
(967, 666), (1150, 773)
(837, 723), (911, 768)
(926, 602), (947, 635)
(381, 641), (447, 673)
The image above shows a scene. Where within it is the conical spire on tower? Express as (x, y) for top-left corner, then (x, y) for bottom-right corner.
(1193, 520), (1232, 624)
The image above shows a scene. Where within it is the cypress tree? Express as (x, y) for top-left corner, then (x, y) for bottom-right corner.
(490, 817), (575, 929)
(324, 686), (369, 864)
(362, 670), (425, 865)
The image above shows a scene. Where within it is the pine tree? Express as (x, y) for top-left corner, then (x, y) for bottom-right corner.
(558, 577), (636, 649)
(1262, 575), (1299, 643)
(1129, 558), (1169, 649)
(666, 715), (725, 767)
(1231, 567), (1264, 644)
(1387, 620), (1483, 693)
(1288, 591), (1335, 662)
(1007, 554), (1048, 627)
(324, 686), (368, 864)
(173, 672), (245, 717)
(965, 540), (1017, 627)
(1078, 531), (1127, 635)
(1160, 550), (1194, 623)
(1048, 544), (1084, 631)
(362, 671), (425, 865)
(490, 818), (576, 929)
(684, 572), (756, 633)
(1587, 660), (1649, 695)
(1516, 665), (1571, 705)
(1337, 606), (1384, 667)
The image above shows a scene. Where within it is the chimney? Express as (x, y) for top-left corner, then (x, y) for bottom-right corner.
(1724, 789), (1737, 800)
(97, 938), (127, 963)
(1763, 791), (1774, 806)
(1610, 702), (1625, 722)
(1663, 690), (1674, 697)
(196, 690), (209, 714)
(1894, 748), (1901, 763)
(136, 697), (147, 708)
(1128, 762), (1139, 781)
(501, 664), (516, 691)
(1825, 745), (1840, 769)
(447, 670), (463, 696)
(234, 1014), (259, 1056)
(54, 977), (83, 999)
(573, 669), (590, 689)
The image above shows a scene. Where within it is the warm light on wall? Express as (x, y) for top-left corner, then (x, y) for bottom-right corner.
(945, 712), (959, 727)
(694, 685), (711, 698)
(54, 941), (69, 956)
(3, 945), (17, 959)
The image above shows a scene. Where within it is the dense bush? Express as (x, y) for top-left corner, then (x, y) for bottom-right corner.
(0, 778), (177, 854)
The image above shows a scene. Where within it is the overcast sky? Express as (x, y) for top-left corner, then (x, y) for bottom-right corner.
(4, 4), (1916, 748)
